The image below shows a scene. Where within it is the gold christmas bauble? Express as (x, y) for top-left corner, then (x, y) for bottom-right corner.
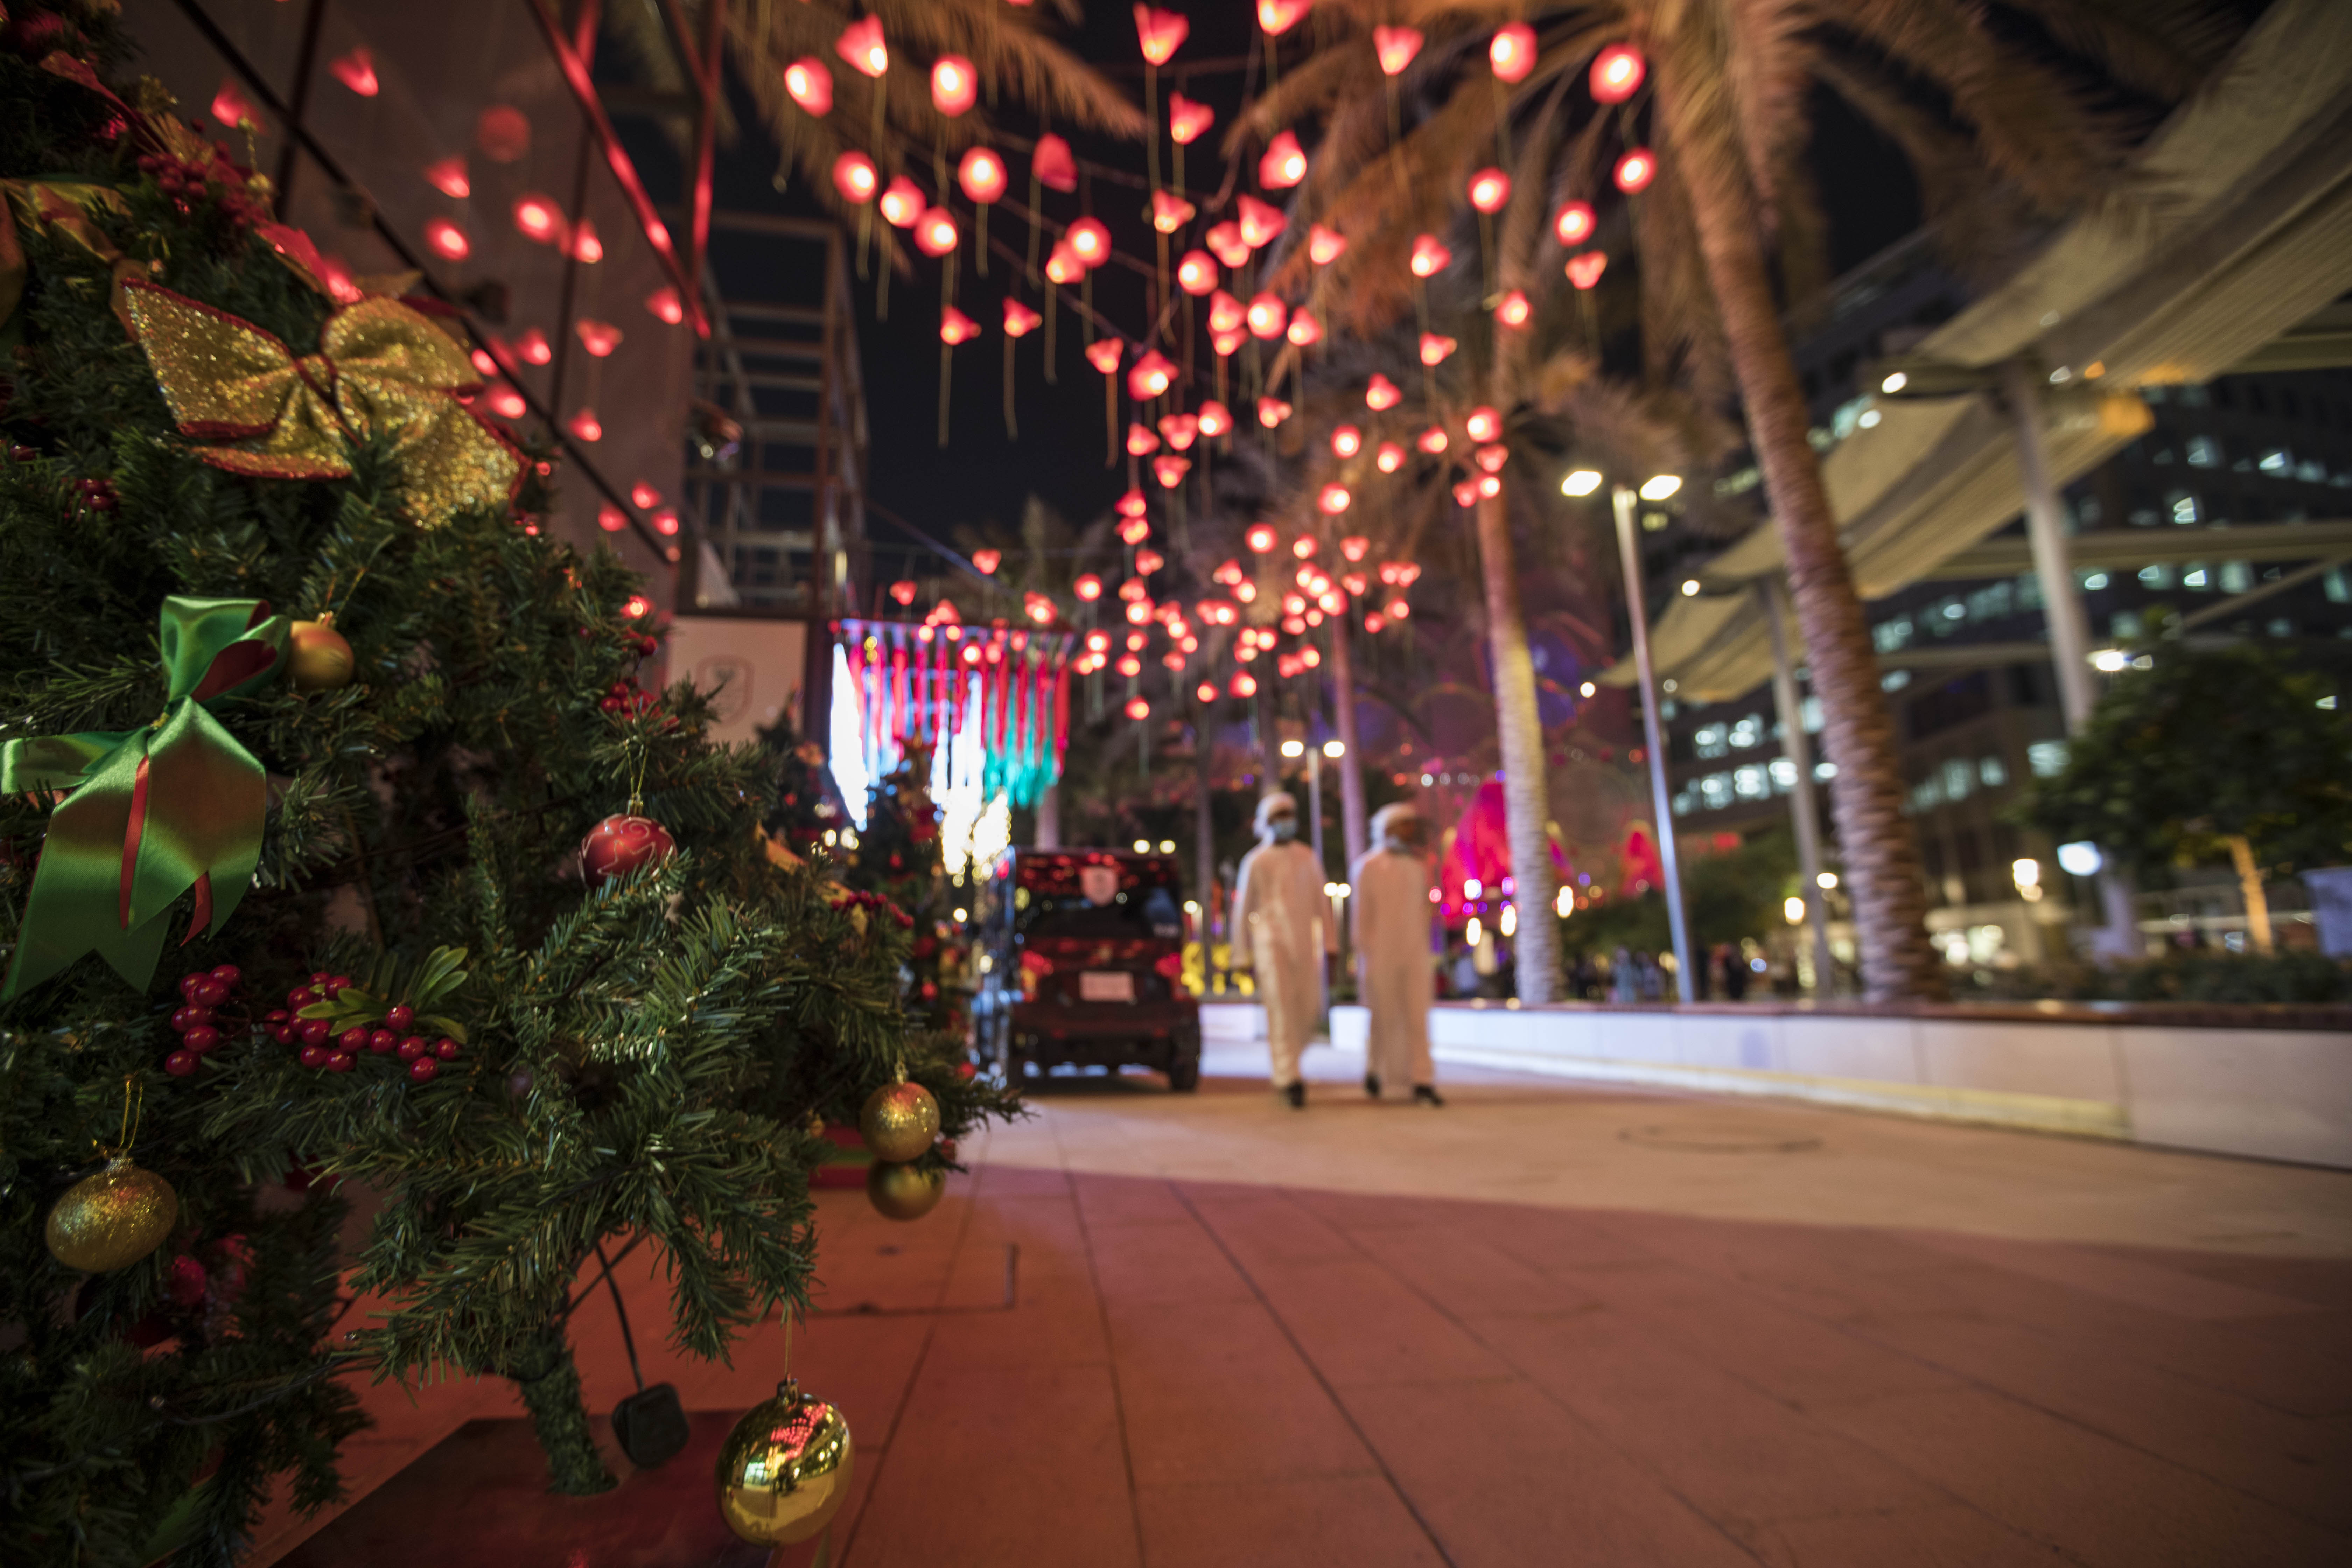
(714, 1378), (854, 1545)
(866, 1159), (945, 1222)
(288, 614), (355, 691)
(46, 1157), (179, 1273)
(858, 1080), (940, 1164)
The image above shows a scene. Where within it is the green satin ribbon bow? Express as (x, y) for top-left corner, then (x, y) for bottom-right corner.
(3, 597), (289, 998)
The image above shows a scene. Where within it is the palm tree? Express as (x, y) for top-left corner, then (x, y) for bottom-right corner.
(1240, 1), (2230, 1001)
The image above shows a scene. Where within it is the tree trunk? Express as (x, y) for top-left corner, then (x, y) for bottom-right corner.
(1326, 607), (1369, 867)
(1472, 489), (1560, 1003)
(508, 1318), (615, 1495)
(2226, 834), (2274, 955)
(1035, 781), (1060, 849)
(1659, 70), (1946, 1002)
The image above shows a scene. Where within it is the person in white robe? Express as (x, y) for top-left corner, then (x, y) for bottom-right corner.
(1230, 792), (1328, 1107)
(1350, 802), (1442, 1105)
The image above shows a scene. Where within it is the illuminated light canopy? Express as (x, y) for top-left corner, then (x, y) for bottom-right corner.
(836, 16), (887, 78)
(1330, 425), (1362, 459)
(567, 408), (602, 442)
(1409, 233), (1451, 278)
(1236, 195), (1286, 248)
(1490, 21), (1536, 82)
(1614, 148), (1657, 192)
(1465, 406), (1502, 443)
(1258, 0), (1310, 36)
(1285, 309), (1322, 347)
(1365, 374), (1401, 411)
(1085, 338), (1124, 376)
(1128, 349), (1177, 400)
(1308, 224), (1348, 265)
(512, 193), (563, 243)
(1318, 483), (1352, 515)
(1032, 134), (1078, 192)
(1160, 412), (1199, 450)
(939, 306), (981, 345)
(576, 319), (621, 357)
(958, 146), (1008, 203)
(1590, 44), (1645, 103)
(832, 151), (879, 203)
(1245, 292), (1288, 339)
(785, 57), (833, 115)
(913, 206), (959, 257)
(1002, 297), (1043, 337)
(1468, 167), (1512, 214)
(1206, 222), (1252, 268)
(1256, 396), (1293, 428)
(1150, 189), (1196, 233)
(1127, 422), (1161, 457)
(971, 548), (1002, 575)
(1152, 454), (1191, 488)
(424, 156), (471, 199)
(1373, 25), (1422, 75)
(1066, 217), (1112, 264)
(1176, 250), (1219, 295)
(1419, 332), (1457, 366)
(1169, 92), (1214, 145)
(1260, 130), (1307, 189)
(1246, 522), (1279, 553)
(1134, 6), (1189, 64)
(423, 217), (470, 261)
(1418, 426), (1449, 454)
(1196, 399), (1234, 438)
(879, 176), (924, 227)
(1566, 250), (1608, 289)
(1076, 574), (1104, 601)
(1375, 440), (1406, 473)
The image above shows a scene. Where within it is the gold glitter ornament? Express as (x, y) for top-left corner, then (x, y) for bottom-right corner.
(46, 1156), (179, 1273)
(858, 1079), (940, 1164)
(288, 612), (355, 690)
(715, 1378), (854, 1545)
(866, 1160), (945, 1222)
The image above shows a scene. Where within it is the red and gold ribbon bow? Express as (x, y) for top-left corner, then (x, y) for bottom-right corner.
(122, 280), (522, 524)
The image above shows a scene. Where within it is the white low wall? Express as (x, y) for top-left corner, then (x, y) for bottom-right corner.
(1302, 1000), (2350, 1169)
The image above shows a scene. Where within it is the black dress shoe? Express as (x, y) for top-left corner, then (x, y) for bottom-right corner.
(1364, 1073), (1382, 1099)
(1413, 1084), (1445, 1107)
(1284, 1081), (1306, 1109)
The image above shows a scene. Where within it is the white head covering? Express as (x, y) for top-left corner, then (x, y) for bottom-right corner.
(1254, 791), (1300, 836)
(1369, 801), (1424, 848)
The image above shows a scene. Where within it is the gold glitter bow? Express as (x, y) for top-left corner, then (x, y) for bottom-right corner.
(122, 279), (522, 524)
(0, 179), (144, 337)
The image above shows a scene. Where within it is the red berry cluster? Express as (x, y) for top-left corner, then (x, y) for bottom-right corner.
(164, 965), (243, 1077)
(263, 972), (461, 1082)
(135, 148), (266, 228)
(72, 476), (118, 513)
(827, 887), (916, 930)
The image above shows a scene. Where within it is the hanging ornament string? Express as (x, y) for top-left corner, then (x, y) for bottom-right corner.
(105, 1072), (144, 1160)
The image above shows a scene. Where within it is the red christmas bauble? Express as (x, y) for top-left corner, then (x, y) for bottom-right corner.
(580, 813), (676, 883)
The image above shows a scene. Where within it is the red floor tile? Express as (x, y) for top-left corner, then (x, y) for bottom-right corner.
(1132, 1475), (1449, 1568)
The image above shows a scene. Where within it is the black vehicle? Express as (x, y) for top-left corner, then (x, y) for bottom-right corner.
(971, 848), (1202, 1091)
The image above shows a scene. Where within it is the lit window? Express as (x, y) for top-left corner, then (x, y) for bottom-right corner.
(1941, 598), (1966, 622)
(2221, 560), (2253, 592)
(2138, 563), (2175, 588)
(1672, 791), (1694, 817)
(2258, 447), (2291, 473)
(2185, 436), (2220, 468)
(1814, 761), (1838, 782)
(1733, 766), (1768, 800)
(1979, 755), (2008, 788)
(2168, 490), (2199, 524)
(1911, 776), (1943, 811)
(1872, 617), (1914, 652)
(2325, 567), (2350, 604)
(2183, 564), (2209, 589)
(1769, 758), (1796, 793)
(2298, 459), (2328, 484)
(1699, 774), (1733, 810)
(1800, 695), (1823, 733)
(2027, 740), (2070, 778)
(1728, 715), (1762, 750)
(1942, 759), (1973, 802)
(1694, 723), (1728, 759)
(1881, 670), (1912, 692)
(2080, 571), (2110, 590)
(2112, 610), (2143, 639)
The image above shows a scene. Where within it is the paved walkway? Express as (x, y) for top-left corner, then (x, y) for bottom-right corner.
(258, 1041), (2352, 1567)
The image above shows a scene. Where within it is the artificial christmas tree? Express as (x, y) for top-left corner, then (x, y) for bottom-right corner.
(845, 746), (963, 1035)
(0, 15), (1008, 1564)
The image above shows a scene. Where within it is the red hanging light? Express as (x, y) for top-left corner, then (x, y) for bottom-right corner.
(1478, 472), (1503, 497)
(1375, 441), (1406, 473)
(1293, 536), (1318, 559)
(1340, 536), (1370, 562)
(1246, 523), (1279, 553)
(1045, 242), (1085, 285)
(1032, 134), (1078, 192)
(1496, 288), (1532, 328)
(1567, 251), (1608, 289)
(1150, 190), (1196, 234)
(1257, 396), (1293, 428)
(1236, 195), (1286, 248)
(959, 146), (1008, 204)
(1206, 222), (1252, 268)
(1211, 329), (1245, 357)
(1196, 681), (1219, 703)
(1257, 0), (1310, 35)
(329, 48), (379, 96)
(1127, 422), (1161, 457)
(1317, 483), (1352, 515)
(1419, 333), (1457, 366)
(1590, 43), (1645, 104)
(833, 151), (879, 203)
(485, 382), (526, 420)
(1468, 167), (1512, 214)
(972, 548), (1002, 574)
(1160, 412), (1200, 450)
(631, 482), (663, 509)
(931, 55), (977, 115)
(891, 580), (919, 607)
(571, 220), (603, 263)
(836, 16), (887, 78)
(1134, 6), (1189, 65)
(880, 176), (924, 227)
(423, 218), (470, 261)
(512, 328), (551, 366)
(1475, 443), (1510, 474)
(1285, 309), (1322, 347)
(1085, 339), (1124, 376)
(512, 193), (564, 243)
(1365, 374), (1401, 412)
(1197, 400), (1234, 438)
(1259, 130), (1307, 190)
(1331, 425), (1362, 459)
(424, 156), (470, 199)
(1307, 224), (1347, 265)
(1230, 671), (1259, 698)
(567, 408), (602, 442)
(1176, 250), (1218, 295)
(598, 505), (627, 532)
(1117, 488), (1151, 520)
(1373, 25), (1422, 75)
(1076, 574), (1104, 601)
(1066, 217), (1111, 265)
(1409, 233), (1451, 278)
(1490, 22), (1536, 83)
(1614, 148), (1657, 193)
(1245, 293), (1287, 339)
(940, 306), (981, 345)
(914, 207), (959, 258)
(1128, 349), (1176, 400)
(647, 287), (686, 326)
(785, 57), (833, 115)
(1153, 454), (1191, 488)
(1465, 406), (1502, 443)
(1453, 478), (1482, 507)
(1553, 200), (1596, 246)
(1003, 298), (1043, 337)
(1169, 93), (1214, 145)
(1119, 514), (1152, 544)
(1418, 426), (1449, 454)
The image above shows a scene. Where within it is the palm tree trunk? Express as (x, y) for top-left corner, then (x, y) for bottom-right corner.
(1472, 489), (1561, 1003)
(1660, 76), (1946, 1003)
(1326, 607), (1369, 867)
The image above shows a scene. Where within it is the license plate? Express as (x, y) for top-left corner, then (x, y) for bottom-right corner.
(1079, 971), (1136, 1002)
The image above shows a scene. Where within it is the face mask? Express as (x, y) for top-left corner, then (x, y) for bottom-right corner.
(1383, 833), (1420, 855)
(1268, 817), (1298, 841)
